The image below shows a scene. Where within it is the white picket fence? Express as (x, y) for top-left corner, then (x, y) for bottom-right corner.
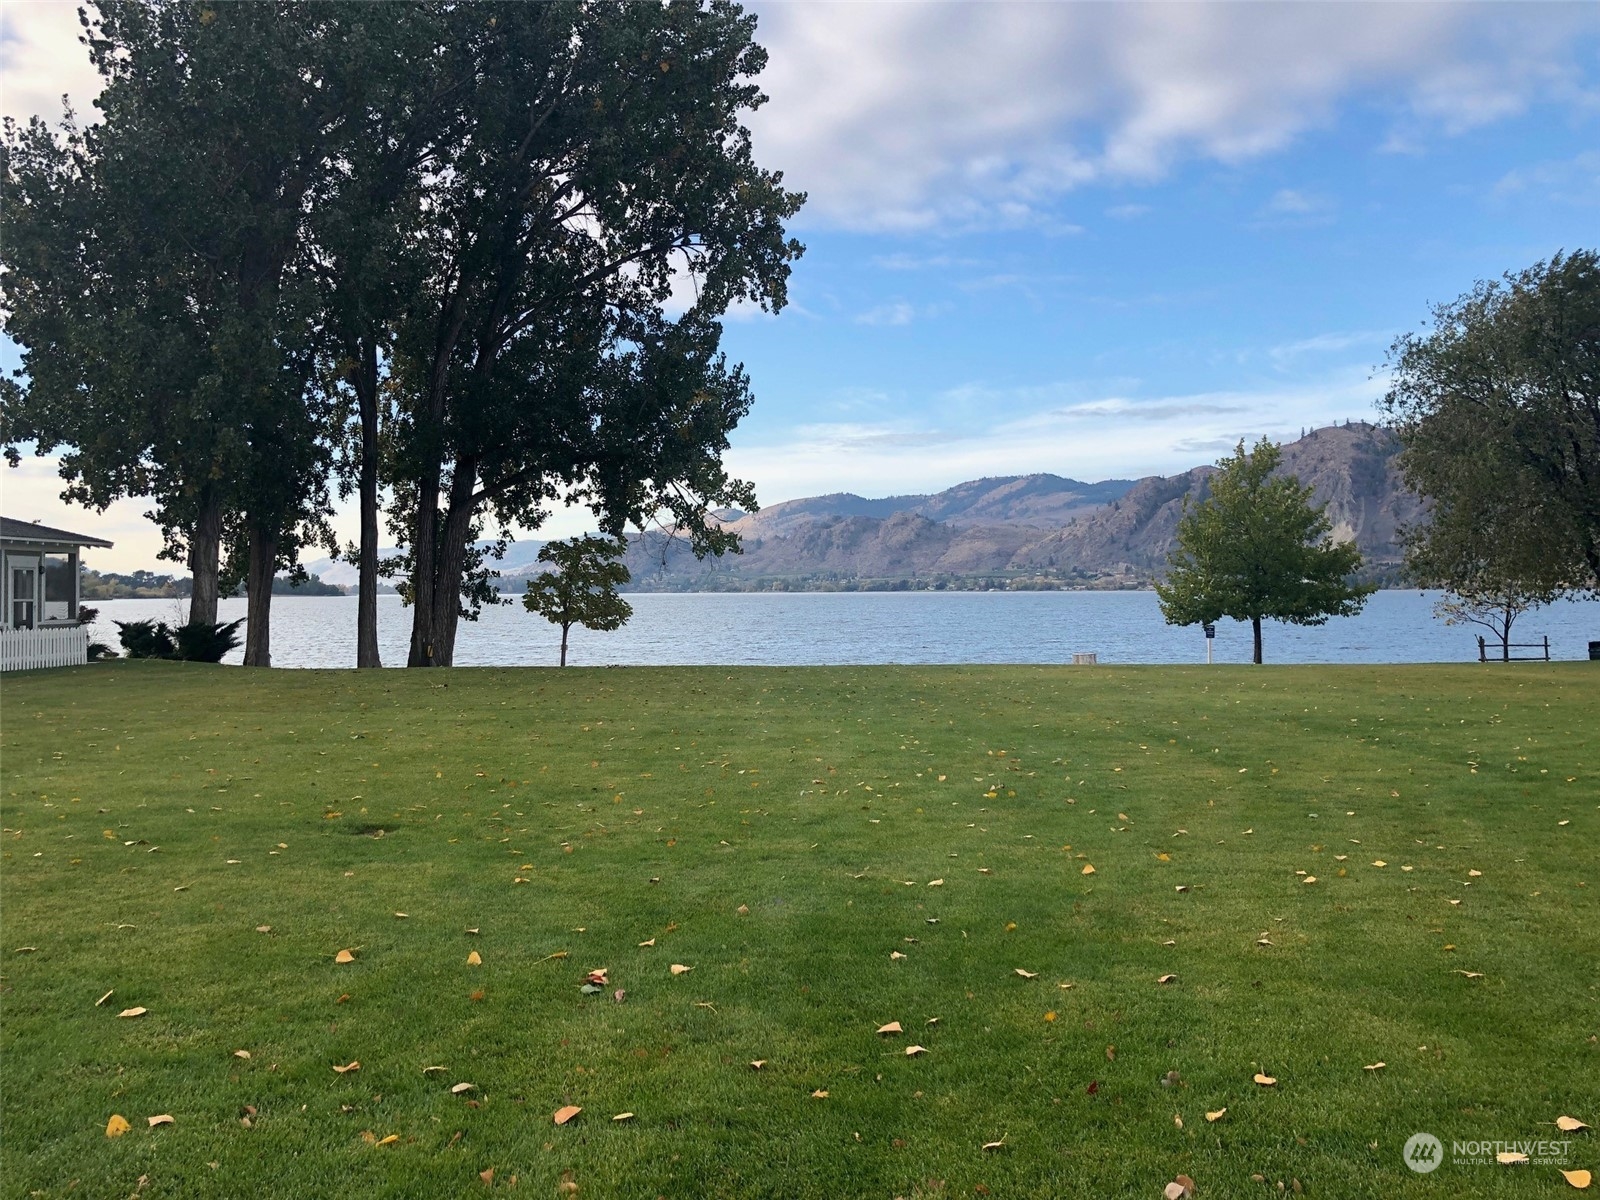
(0, 626), (89, 672)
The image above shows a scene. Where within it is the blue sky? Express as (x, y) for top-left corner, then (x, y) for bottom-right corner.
(3, 1), (1598, 569)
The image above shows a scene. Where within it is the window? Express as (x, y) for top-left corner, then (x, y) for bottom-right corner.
(43, 553), (74, 604)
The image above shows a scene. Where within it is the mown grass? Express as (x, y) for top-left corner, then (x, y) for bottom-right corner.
(1, 661), (1596, 1199)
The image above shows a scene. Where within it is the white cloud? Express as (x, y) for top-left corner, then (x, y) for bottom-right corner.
(1492, 150), (1600, 207)
(0, 3), (101, 126)
(2, 453), (168, 573)
(854, 301), (917, 327)
(727, 367), (1387, 503)
(748, 1), (1600, 230)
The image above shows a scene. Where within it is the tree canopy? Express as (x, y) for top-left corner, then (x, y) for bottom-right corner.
(1382, 249), (1600, 594)
(522, 534), (633, 666)
(1155, 437), (1374, 663)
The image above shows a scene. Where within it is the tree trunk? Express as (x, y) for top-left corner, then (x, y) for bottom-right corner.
(407, 453), (478, 667)
(1252, 615), (1263, 665)
(242, 523), (277, 667)
(560, 622), (569, 667)
(406, 449), (445, 667)
(188, 489), (224, 626)
(355, 340), (382, 668)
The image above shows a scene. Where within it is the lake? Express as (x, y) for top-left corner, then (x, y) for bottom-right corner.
(84, 590), (1600, 669)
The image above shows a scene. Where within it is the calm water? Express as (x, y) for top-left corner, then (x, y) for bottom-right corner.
(85, 590), (1599, 669)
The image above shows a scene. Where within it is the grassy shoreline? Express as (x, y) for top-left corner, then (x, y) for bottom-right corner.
(2, 661), (1595, 1197)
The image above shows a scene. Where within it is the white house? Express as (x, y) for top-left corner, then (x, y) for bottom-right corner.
(1, 516), (114, 670)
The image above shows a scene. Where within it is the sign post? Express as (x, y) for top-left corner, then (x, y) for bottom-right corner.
(1203, 622), (1216, 664)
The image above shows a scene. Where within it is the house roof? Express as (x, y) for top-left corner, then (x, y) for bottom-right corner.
(1, 516), (115, 549)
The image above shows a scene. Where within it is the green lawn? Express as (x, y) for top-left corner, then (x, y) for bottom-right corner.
(1, 661), (1596, 1198)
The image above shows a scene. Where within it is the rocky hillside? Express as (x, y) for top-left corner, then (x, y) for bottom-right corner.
(623, 422), (1423, 590)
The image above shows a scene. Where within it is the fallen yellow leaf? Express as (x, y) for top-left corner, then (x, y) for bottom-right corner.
(553, 1105), (582, 1125)
(1562, 1168), (1592, 1189)
(982, 1137), (1007, 1151)
(106, 1114), (131, 1138)
(1205, 1108), (1227, 1123)
(811, 1089), (829, 1098)
(480, 1168), (495, 1185)
(638, 938), (655, 947)
(1556, 1116), (1591, 1133)
(147, 1114), (174, 1128)
(466, 950), (482, 966)
(95, 989), (114, 1007)
(1157, 974), (1177, 985)
(1372, 860), (1387, 867)
(612, 1112), (635, 1122)
(1081, 864), (1096, 875)
(1302, 876), (1317, 885)
(1253, 1073), (1277, 1086)
(335, 949), (356, 964)
(905, 1045), (928, 1057)
(376, 1133), (399, 1147)
(750, 1060), (766, 1069)
(1014, 968), (1038, 979)
(451, 1082), (476, 1095)
(876, 1021), (903, 1035)
(117, 1007), (147, 1019)
(233, 1049), (251, 1060)
(670, 964), (692, 975)
(333, 1061), (360, 1074)
(1364, 1062), (1386, 1071)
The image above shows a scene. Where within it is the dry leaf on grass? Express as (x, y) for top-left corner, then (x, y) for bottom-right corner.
(466, 951), (482, 966)
(1556, 1116), (1591, 1133)
(982, 1137), (1007, 1151)
(927, 879), (944, 887)
(106, 1114), (131, 1138)
(96, 990), (114, 1007)
(1014, 969), (1038, 979)
(1205, 1108), (1227, 1123)
(451, 1083), (476, 1095)
(612, 1112), (635, 1122)
(1455, 970), (1485, 980)
(147, 1114), (174, 1128)
(332, 1061), (361, 1074)
(877, 1022), (903, 1035)
(1157, 974), (1177, 985)
(335, 949), (356, 964)
(1253, 1073), (1277, 1086)
(117, 1007), (147, 1019)
(811, 1089), (828, 1098)
(256, 925), (272, 933)
(376, 1134), (399, 1147)
(1364, 1062), (1386, 1071)
(423, 1066), (447, 1075)
(553, 1106), (582, 1125)
(890, 951), (908, 961)
(749, 1060), (766, 1070)
(1562, 1169), (1593, 1189)
(670, 964), (692, 976)
(1081, 864), (1096, 875)
(1165, 1176), (1196, 1200)
(480, 1169), (495, 1185)
(233, 1050), (251, 1060)
(1302, 876), (1317, 885)
(905, 1045), (928, 1057)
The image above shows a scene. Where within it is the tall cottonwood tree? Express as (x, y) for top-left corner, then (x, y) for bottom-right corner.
(2, 2), (345, 662)
(1156, 437), (1374, 664)
(386, 1), (802, 666)
(1382, 249), (1600, 593)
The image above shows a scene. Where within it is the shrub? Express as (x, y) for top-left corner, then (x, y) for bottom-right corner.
(172, 618), (244, 663)
(87, 641), (118, 661)
(114, 618), (244, 662)
(115, 620), (176, 659)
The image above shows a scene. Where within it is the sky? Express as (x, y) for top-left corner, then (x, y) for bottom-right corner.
(3, 0), (1598, 572)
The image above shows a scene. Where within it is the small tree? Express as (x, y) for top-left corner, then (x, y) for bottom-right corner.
(522, 536), (633, 667)
(1156, 437), (1375, 663)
